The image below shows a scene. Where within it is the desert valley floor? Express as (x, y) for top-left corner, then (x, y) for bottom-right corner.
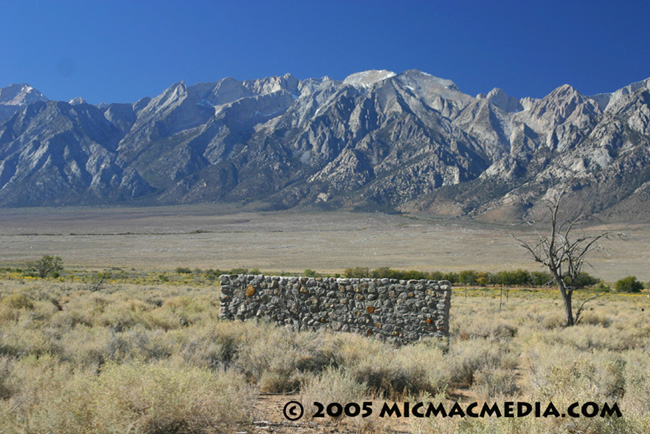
(0, 205), (648, 282)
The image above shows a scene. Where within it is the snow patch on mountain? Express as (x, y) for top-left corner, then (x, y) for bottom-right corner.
(69, 97), (87, 105)
(344, 70), (396, 87)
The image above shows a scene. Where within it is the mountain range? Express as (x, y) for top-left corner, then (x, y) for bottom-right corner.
(1, 70), (650, 222)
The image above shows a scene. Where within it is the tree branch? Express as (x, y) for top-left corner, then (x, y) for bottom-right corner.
(574, 293), (603, 325)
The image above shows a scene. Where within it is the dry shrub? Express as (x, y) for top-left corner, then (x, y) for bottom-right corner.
(398, 340), (454, 395)
(450, 306), (518, 341)
(336, 334), (451, 398)
(0, 354), (95, 434)
(176, 322), (245, 370)
(49, 307), (94, 329)
(60, 325), (174, 365)
(258, 370), (294, 393)
(126, 298), (151, 312)
(94, 299), (185, 332)
(346, 353), (423, 397)
(57, 325), (112, 367)
(492, 323), (518, 339)
(472, 367), (519, 399)
(162, 295), (195, 310)
(144, 307), (186, 330)
(176, 320), (284, 372)
(0, 324), (54, 357)
(104, 326), (173, 362)
(407, 392), (459, 434)
(448, 339), (518, 387)
(90, 362), (253, 433)
(0, 293), (33, 310)
(300, 367), (368, 419)
(621, 350), (650, 415)
(578, 311), (612, 328)
(300, 367), (389, 434)
(0, 293), (37, 323)
(536, 323), (647, 352)
(96, 298), (154, 331)
(234, 325), (338, 393)
(523, 345), (627, 404)
(542, 312), (565, 330)
(160, 294), (216, 324)
(337, 334), (408, 397)
(0, 356), (13, 399)
(0, 356), (254, 434)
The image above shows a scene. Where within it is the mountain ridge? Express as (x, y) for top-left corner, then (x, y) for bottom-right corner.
(1, 70), (650, 222)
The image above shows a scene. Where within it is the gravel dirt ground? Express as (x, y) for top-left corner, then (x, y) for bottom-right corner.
(0, 205), (648, 281)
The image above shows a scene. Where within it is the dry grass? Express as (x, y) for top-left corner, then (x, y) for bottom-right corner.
(408, 289), (650, 434)
(0, 279), (649, 433)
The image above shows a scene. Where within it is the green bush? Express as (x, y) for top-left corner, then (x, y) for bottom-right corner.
(369, 268), (442, 281)
(175, 267), (192, 274)
(458, 270), (478, 285)
(344, 267), (369, 278)
(615, 276), (644, 293)
(530, 271), (553, 286)
(491, 269), (531, 286)
(566, 271), (601, 289)
(403, 270), (428, 280)
(203, 269), (221, 280)
(370, 267), (393, 279)
(442, 272), (459, 283)
(30, 255), (63, 278)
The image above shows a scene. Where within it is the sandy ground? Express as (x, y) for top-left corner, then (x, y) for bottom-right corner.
(0, 205), (648, 281)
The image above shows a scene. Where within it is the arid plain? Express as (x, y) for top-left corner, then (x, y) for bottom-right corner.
(0, 205), (648, 282)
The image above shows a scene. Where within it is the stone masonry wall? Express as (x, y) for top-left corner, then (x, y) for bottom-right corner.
(219, 274), (451, 345)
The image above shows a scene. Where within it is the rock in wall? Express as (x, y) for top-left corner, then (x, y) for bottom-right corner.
(219, 274), (451, 345)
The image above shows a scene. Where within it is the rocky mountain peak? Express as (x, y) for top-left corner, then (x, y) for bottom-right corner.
(243, 73), (300, 95)
(0, 84), (50, 122)
(138, 81), (191, 116)
(0, 84), (48, 106)
(484, 87), (522, 113)
(518, 83), (598, 132)
(601, 77), (650, 112)
(546, 83), (581, 100)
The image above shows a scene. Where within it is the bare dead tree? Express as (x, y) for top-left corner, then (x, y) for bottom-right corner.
(86, 271), (109, 292)
(511, 184), (621, 326)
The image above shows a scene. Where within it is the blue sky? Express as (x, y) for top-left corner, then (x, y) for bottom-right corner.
(2, 0), (649, 104)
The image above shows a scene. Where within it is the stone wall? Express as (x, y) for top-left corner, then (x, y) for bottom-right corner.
(219, 274), (451, 345)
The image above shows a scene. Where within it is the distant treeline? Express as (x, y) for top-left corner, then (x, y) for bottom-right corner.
(5, 263), (643, 291)
(342, 267), (601, 289)
(206, 266), (600, 289)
